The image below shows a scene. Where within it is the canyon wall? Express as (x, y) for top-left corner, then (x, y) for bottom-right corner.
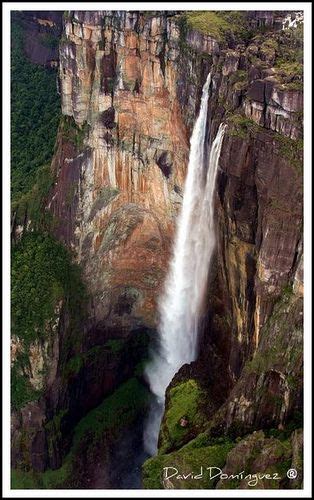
(11, 10), (303, 489)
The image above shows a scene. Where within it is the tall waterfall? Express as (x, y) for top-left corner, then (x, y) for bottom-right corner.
(144, 72), (226, 455)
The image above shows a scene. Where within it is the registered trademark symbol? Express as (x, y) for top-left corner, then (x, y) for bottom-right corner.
(287, 468), (298, 479)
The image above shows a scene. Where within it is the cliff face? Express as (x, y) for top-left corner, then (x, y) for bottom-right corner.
(51, 11), (208, 331)
(50, 9), (303, 341)
(143, 12), (303, 489)
(11, 10), (303, 489)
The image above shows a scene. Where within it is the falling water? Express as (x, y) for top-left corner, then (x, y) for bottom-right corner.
(144, 72), (226, 455)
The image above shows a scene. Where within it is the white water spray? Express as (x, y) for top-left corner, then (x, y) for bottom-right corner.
(144, 72), (226, 455)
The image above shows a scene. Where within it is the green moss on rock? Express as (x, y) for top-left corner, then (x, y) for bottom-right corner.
(62, 339), (126, 380)
(143, 437), (234, 489)
(62, 354), (84, 378)
(143, 429), (299, 490)
(104, 338), (125, 353)
(226, 113), (260, 139)
(60, 115), (90, 150)
(245, 288), (302, 377)
(12, 377), (150, 489)
(159, 379), (207, 454)
(72, 377), (149, 445)
(275, 134), (303, 175)
(229, 70), (248, 91)
(273, 23), (303, 87)
(11, 456), (72, 489)
(216, 432), (293, 489)
(11, 369), (42, 413)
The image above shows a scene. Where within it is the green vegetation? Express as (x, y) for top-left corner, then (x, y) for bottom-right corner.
(10, 14), (89, 414)
(226, 113), (260, 139)
(225, 113), (302, 173)
(216, 433), (292, 490)
(11, 232), (86, 409)
(11, 164), (55, 229)
(229, 70), (248, 91)
(243, 285), (303, 404)
(223, 21), (303, 90)
(39, 31), (59, 50)
(11, 455), (72, 489)
(278, 81), (303, 91)
(186, 11), (230, 39)
(261, 37), (279, 51)
(11, 14), (61, 203)
(11, 469), (42, 489)
(10, 11), (152, 489)
(134, 358), (148, 377)
(12, 377), (150, 489)
(183, 11), (250, 44)
(143, 436), (234, 489)
(11, 368), (42, 412)
(11, 233), (85, 346)
(45, 409), (68, 437)
(275, 61), (303, 86)
(259, 37), (278, 62)
(181, 430), (234, 450)
(45, 409), (69, 463)
(142, 427), (299, 489)
(275, 134), (303, 174)
(266, 412), (303, 441)
(159, 379), (207, 454)
(62, 339), (126, 379)
(104, 338), (125, 352)
(62, 354), (84, 378)
(73, 377), (149, 445)
(59, 115), (90, 150)
(274, 24), (303, 87)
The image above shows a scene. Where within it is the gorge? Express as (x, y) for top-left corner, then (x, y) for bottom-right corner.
(10, 9), (303, 490)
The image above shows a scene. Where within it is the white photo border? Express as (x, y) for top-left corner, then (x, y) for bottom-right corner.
(2, 2), (312, 498)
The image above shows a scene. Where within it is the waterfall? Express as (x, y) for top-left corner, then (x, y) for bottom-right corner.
(144, 72), (226, 455)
